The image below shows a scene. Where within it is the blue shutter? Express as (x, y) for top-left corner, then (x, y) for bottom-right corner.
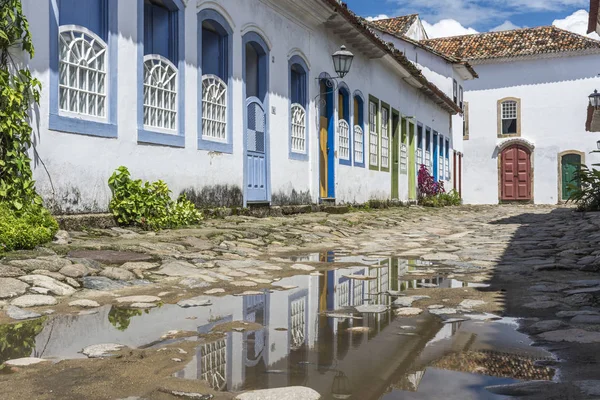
(59, 0), (107, 40)
(144, 2), (177, 63)
(202, 28), (225, 80)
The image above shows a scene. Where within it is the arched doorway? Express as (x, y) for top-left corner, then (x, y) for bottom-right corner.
(500, 144), (532, 201)
(243, 32), (270, 204)
(558, 151), (584, 203)
(318, 76), (335, 200)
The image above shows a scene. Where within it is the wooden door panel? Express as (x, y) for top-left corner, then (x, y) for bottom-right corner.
(501, 145), (531, 201)
(319, 116), (328, 198)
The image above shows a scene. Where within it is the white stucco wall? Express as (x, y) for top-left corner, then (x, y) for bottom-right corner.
(463, 54), (600, 204)
(23, 0), (455, 212)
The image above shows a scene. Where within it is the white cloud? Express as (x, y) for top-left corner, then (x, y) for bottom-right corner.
(389, 0), (587, 27)
(490, 20), (522, 32)
(422, 19), (479, 38)
(365, 14), (390, 22)
(552, 9), (600, 39)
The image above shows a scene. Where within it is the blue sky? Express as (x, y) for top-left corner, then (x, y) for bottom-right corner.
(345, 0), (591, 35)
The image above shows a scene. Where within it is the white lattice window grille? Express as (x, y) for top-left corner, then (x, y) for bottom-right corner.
(143, 55), (177, 132)
(354, 125), (364, 164)
(381, 108), (389, 169)
(502, 101), (517, 120)
(439, 156), (444, 179)
(425, 151), (431, 172)
(400, 143), (408, 173)
(291, 103), (306, 153)
(380, 267), (389, 292)
(353, 281), (363, 306)
(369, 269), (378, 296)
(202, 74), (227, 142)
(290, 297), (306, 350)
(58, 26), (107, 119)
(369, 101), (378, 166)
(200, 339), (227, 391)
(445, 158), (451, 180)
(417, 148), (423, 167)
(338, 120), (350, 160)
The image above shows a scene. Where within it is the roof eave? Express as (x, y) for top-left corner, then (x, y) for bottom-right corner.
(319, 0), (461, 115)
(465, 47), (600, 64)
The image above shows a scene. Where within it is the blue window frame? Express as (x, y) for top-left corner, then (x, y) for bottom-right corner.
(338, 83), (351, 166)
(438, 134), (444, 181)
(198, 9), (233, 153)
(289, 55), (309, 161)
(353, 91), (365, 168)
(137, 0), (185, 147)
(49, 0), (118, 138)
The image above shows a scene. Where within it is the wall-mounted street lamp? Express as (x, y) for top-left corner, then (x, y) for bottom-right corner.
(596, 139), (600, 150)
(589, 89), (600, 109)
(332, 45), (354, 79)
(315, 45), (355, 106)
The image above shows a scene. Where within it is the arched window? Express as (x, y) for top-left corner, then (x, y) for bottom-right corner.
(59, 26), (107, 118)
(50, 0), (117, 138)
(143, 0), (180, 132)
(353, 92), (365, 167)
(289, 55), (309, 160)
(498, 97), (521, 137)
(201, 15), (230, 143)
(338, 85), (351, 164)
(198, 9), (233, 152)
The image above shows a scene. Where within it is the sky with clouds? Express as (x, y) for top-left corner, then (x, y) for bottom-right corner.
(349, 0), (599, 39)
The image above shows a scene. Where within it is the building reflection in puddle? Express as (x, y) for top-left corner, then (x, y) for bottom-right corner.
(175, 257), (553, 399)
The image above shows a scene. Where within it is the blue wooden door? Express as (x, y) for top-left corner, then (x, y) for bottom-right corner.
(246, 97), (268, 202)
(433, 133), (439, 181)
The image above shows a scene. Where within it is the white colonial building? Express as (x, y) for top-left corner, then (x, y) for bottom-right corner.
(21, 0), (464, 213)
(422, 26), (600, 204)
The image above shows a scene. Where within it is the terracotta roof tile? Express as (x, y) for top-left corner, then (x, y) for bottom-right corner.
(422, 26), (600, 61)
(371, 14), (419, 36)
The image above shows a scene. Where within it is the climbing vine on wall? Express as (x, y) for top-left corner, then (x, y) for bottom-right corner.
(0, 0), (42, 210)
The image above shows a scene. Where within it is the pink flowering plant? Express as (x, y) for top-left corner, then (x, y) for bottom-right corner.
(418, 165), (445, 198)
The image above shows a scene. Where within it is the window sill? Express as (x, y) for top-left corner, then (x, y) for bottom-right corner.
(369, 164), (379, 171)
(198, 137), (233, 153)
(138, 129), (185, 148)
(353, 161), (365, 168)
(339, 158), (352, 166)
(497, 133), (521, 138)
(289, 151), (309, 161)
(49, 113), (118, 138)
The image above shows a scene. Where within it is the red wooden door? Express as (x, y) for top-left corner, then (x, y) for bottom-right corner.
(501, 145), (531, 201)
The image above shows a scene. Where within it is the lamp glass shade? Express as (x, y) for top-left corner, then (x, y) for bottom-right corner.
(332, 46), (354, 79)
(589, 90), (600, 108)
(597, 140), (600, 150)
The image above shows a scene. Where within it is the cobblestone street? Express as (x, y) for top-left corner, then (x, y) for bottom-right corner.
(1, 205), (600, 399)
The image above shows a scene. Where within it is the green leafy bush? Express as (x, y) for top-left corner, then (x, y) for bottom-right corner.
(108, 166), (203, 230)
(567, 164), (600, 211)
(420, 190), (462, 208)
(0, 203), (58, 253)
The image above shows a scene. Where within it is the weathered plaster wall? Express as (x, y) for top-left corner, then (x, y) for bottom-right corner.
(463, 54), (600, 204)
(23, 0), (454, 211)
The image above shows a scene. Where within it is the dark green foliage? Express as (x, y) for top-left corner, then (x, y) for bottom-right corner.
(567, 163), (600, 211)
(0, 203), (58, 252)
(0, 0), (42, 211)
(0, 318), (46, 367)
(108, 166), (203, 230)
(0, 2), (57, 253)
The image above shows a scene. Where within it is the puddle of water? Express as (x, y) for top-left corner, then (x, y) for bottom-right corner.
(0, 262), (553, 399)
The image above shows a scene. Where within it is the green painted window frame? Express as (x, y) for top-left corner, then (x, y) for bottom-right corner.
(380, 101), (391, 173)
(368, 95), (380, 171)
